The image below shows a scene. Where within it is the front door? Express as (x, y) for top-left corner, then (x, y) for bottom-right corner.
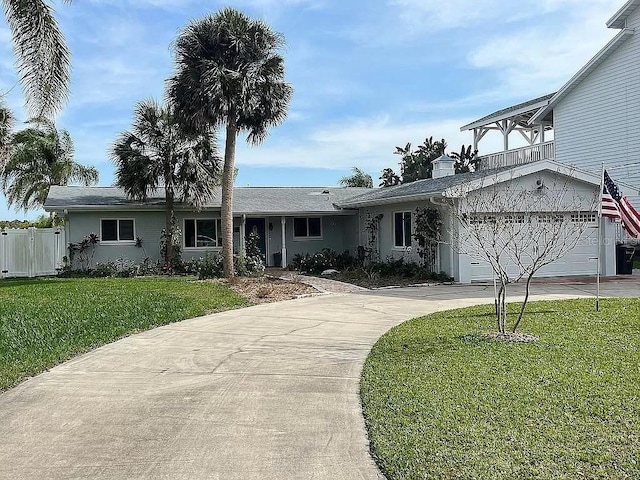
(245, 218), (267, 259)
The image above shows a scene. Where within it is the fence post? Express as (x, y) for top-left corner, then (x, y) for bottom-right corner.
(0, 228), (5, 279)
(28, 227), (35, 278)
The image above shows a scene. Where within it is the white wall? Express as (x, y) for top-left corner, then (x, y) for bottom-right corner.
(449, 173), (616, 283)
(554, 9), (640, 206)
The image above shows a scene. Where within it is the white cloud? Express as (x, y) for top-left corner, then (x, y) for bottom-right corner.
(467, 2), (619, 96)
(388, 0), (620, 32)
(233, 115), (507, 173)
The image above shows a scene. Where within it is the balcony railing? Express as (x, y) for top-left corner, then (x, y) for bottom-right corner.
(478, 141), (555, 170)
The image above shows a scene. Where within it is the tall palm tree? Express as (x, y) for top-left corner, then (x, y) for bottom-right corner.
(168, 7), (292, 278)
(2, 0), (72, 118)
(1, 118), (97, 211)
(110, 99), (220, 264)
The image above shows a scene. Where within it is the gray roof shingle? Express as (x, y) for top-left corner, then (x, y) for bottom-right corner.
(338, 166), (517, 207)
(44, 185), (372, 215)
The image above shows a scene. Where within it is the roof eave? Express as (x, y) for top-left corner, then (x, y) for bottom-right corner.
(44, 204), (169, 212)
(606, 0), (640, 28)
(460, 98), (552, 131)
(339, 192), (445, 208)
(45, 204), (358, 216)
(234, 210), (357, 216)
(530, 28), (634, 124)
(443, 161), (601, 197)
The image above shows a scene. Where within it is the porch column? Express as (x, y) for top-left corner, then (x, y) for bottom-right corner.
(539, 124), (545, 144)
(502, 120), (509, 151)
(240, 215), (247, 257)
(280, 216), (287, 268)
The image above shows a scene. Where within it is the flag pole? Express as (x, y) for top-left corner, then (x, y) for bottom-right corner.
(596, 162), (604, 312)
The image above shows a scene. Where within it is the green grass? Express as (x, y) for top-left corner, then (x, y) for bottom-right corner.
(361, 299), (640, 479)
(0, 277), (249, 391)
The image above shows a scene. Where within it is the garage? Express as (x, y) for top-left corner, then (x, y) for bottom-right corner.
(466, 211), (601, 282)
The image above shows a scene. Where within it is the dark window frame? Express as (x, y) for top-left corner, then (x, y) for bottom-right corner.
(393, 211), (412, 248)
(183, 218), (223, 248)
(100, 218), (135, 243)
(293, 217), (323, 240)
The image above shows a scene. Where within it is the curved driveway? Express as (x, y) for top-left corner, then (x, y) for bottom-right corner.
(1, 281), (638, 479)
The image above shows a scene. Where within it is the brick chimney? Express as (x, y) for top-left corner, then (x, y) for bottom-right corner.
(432, 154), (455, 179)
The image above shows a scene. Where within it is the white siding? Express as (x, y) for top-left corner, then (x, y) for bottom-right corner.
(554, 7), (640, 206)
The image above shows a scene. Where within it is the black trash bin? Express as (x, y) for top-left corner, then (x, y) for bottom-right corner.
(616, 245), (635, 275)
(273, 251), (282, 268)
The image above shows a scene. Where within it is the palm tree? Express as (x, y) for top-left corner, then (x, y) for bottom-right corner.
(379, 167), (401, 187)
(339, 167), (373, 188)
(1, 118), (97, 211)
(168, 7), (292, 278)
(2, 0), (72, 118)
(450, 144), (480, 173)
(110, 99), (220, 264)
(0, 100), (15, 160)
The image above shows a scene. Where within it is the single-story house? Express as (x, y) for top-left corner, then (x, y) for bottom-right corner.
(44, 156), (627, 283)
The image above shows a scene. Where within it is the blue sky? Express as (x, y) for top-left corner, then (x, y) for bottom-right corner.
(0, 0), (624, 219)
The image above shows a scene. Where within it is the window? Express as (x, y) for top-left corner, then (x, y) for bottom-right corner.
(537, 213), (564, 223)
(504, 214), (525, 224)
(293, 217), (322, 239)
(184, 219), (222, 248)
(394, 212), (412, 248)
(571, 211), (597, 223)
(468, 214), (496, 225)
(101, 219), (134, 242)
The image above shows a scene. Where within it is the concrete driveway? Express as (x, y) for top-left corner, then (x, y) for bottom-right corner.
(1, 281), (638, 479)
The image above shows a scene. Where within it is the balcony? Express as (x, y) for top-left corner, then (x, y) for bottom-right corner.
(478, 141), (555, 170)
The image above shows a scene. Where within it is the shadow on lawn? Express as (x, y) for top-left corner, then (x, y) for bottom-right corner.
(446, 309), (559, 320)
(0, 277), (61, 288)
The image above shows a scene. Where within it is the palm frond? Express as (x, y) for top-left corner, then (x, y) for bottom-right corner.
(2, 0), (72, 118)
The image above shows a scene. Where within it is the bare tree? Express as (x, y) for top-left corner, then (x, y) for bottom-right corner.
(446, 170), (598, 333)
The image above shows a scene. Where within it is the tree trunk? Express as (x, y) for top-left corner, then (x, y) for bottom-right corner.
(164, 187), (175, 266)
(222, 114), (237, 279)
(512, 274), (533, 333)
(496, 283), (503, 332)
(496, 279), (507, 334)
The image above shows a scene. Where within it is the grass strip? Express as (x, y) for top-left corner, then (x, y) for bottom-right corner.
(361, 298), (640, 479)
(0, 277), (249, 391)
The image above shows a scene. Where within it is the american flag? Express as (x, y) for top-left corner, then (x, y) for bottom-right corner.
(603, 170), (640, 238)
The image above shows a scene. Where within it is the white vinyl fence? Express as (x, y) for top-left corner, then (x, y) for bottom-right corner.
(0, 227), (66, 279)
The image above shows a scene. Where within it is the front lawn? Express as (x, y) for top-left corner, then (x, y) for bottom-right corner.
(361, 299), (640, 479)
(0, 277), (249, 391)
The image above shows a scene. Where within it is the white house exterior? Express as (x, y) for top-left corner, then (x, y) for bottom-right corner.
(41, 1), (640, 284)
(44, 186), (369, 270)
(463, 0), (640, 212)
(45, 157), (625, 283)
(340, 158), (620, 283)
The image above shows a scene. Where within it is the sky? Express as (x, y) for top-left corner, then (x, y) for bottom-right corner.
(0, 0), (626, 220)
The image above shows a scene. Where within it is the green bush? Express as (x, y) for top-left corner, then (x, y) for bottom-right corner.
(185, 253), (224, 280)
(291, 248), (356, 273)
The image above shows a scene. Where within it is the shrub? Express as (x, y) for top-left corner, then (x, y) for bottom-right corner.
(242, 232), (265, 276)
(291, 248), (356, 274)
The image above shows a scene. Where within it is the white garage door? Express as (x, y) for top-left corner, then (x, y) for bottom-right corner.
(468, 214), (599, 282)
